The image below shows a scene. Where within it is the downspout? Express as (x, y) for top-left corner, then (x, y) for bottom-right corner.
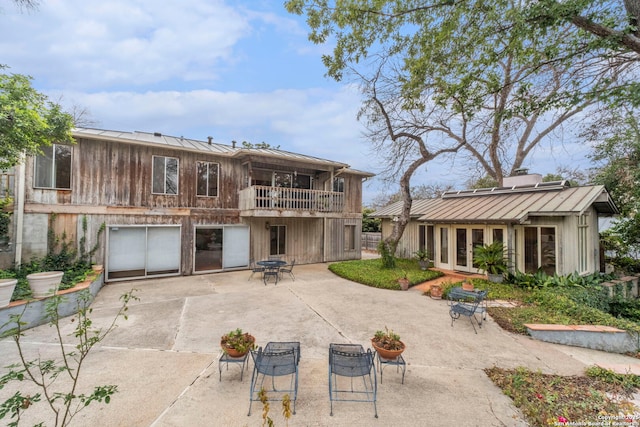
(14, 156), (26, 266)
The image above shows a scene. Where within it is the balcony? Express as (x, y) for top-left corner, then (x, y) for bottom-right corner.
(239, 185), (344, 215)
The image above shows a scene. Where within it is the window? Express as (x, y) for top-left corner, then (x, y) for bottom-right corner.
(0, 168), (14, 197)
(333, 177), (344, 192)
(152, 156), (178, 195)
(524, 226), (556, 275)
(270, 225), (286, 256)
(440, 227), (449, 263)
(197, 161), (219, 197)
(34, 144), (72, 189)
(344, 225), (356, 251)
(578, 215), (588, 273)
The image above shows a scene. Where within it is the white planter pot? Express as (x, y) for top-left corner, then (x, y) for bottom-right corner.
(0, 278), (18, 307)
(27, 271), (64, 298)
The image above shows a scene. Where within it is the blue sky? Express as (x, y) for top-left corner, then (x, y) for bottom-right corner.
(0, 0), (593, 204)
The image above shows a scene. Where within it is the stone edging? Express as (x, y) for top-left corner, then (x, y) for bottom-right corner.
(525, 323), (639, 354)
(0, 271), (104, 337)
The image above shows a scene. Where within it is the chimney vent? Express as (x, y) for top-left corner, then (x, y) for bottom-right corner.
(232, 141), (236, 148)
(207, 136), (212, 145)
(153, 132), (162, 137)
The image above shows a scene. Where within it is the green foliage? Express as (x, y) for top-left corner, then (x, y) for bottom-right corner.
(0, 214), (105, 301)
(372, 326), (403, 351)
(414, 249), (429, 261)
(486, 366), (639, 427)
(472, 242), (508, 275)
(0, 289), (138, 426)
(0, 72), (74, 169)
(0, 197), (12, 244)
(328, 258), (442, 290)
(362, 207), (381, 232)
(376, 240), (395, 269)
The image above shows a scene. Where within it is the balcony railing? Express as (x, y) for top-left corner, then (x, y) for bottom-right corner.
(239, 185), (344, 213)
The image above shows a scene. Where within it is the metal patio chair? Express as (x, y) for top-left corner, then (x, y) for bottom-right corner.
(328, 343), (377, 418)
(449, 289), (488, 334)
(279, 259), (296, 281)
(248, 259), (265, 281)
(262, 265), (280, 285)
(248, 341), (300, 416)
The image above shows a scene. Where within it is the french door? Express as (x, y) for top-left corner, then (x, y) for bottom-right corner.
(454, 227), (485, 272)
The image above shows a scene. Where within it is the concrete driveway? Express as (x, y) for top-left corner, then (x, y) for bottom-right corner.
(1, 263), (638, 426)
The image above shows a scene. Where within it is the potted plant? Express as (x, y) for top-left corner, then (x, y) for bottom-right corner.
(371, 327), (405, 359)
(429, 284), (443, 299)
(398, 270), (410, 291)
(473, 241), (508, 283)
(27, 271), (64, 298)
(414, 249), (431, 270)
(0, 277), (18, 307)
(220, 328), (256, 358)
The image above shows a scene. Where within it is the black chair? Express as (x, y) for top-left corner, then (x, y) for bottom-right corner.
(248, 259), (265, 281)
(248, 342), (300, 416)
(279, 259), (296, 281)
(328, 343), (377, 418)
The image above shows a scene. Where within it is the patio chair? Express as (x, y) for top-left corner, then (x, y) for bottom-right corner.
(248, 259), (265, 281)
(263, 265), (279, 285)
(449, 289), (488, 334)
(248, 342), (300, 416)
(328, 343), (377, 418)
(279, 259), (296, 281)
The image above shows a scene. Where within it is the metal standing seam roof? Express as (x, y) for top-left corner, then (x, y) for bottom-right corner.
(371, 185), (618, 223)
(72, 128), (375, 176)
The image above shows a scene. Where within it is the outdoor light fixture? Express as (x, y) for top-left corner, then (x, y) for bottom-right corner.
(265, 221), (270, 230)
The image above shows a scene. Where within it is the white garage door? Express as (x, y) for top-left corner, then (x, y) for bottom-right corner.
(107, 225), (181, 281)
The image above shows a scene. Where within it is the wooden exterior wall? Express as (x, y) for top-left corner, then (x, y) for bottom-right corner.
(12, 136), (368, 274)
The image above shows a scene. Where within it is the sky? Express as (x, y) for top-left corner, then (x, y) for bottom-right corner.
(0, 0), (594, 205)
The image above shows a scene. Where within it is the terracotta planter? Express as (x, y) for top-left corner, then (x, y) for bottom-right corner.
(0, 278), (18, 307)
(462, 281), (474, 291)
(221, 334), (255, 358)
(27, 271), (64, 298)
(430, 284), (443, 299)
(398, 278), (410, 291)
(371, 340), (405, 360)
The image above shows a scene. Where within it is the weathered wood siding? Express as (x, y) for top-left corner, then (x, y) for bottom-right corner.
(324, 217), (362, 262)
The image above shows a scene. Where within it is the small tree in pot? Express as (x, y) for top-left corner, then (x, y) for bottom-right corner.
(473, 241), (508, 282)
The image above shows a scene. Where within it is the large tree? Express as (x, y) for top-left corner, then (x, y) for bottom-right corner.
(0, 71), (73, 169)
(287, 0), (637, 255)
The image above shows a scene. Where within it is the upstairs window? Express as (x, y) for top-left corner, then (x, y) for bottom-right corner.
(152, 156), (178, 195)
(333, 177), (344, 192)
(34, 144), (72, 189)
(197, 161), (219, 197)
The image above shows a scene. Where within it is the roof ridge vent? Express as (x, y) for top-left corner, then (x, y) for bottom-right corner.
(153, 132), (162, 137)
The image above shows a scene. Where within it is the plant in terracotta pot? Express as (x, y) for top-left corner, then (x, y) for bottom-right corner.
(473, 241), (508, 283)
(371, 327), (405, 359)
(398, 270), (410, 291)
(220, 328), (256, 358)
(414, 249), (431, 270)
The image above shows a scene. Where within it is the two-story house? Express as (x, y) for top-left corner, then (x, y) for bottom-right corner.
(4, 128), (373, 282)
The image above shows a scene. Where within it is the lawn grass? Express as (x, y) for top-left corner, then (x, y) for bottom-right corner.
(328, 258), (443, 290)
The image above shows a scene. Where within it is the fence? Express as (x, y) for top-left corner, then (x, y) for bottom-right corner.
(361, 232), (381, 251)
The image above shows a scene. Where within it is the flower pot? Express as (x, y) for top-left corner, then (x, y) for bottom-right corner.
(27, 271), (64, 298)
(398, 278), (410, 291)
(429, 284), (443, 299)
(0, 278), (17, 307)
(462, 281), (474, 291)
(220, 334), (255, 358)
(371, 340), (406, 360)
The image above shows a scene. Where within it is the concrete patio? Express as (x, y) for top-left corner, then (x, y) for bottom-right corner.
(1, 263), (639, 426)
